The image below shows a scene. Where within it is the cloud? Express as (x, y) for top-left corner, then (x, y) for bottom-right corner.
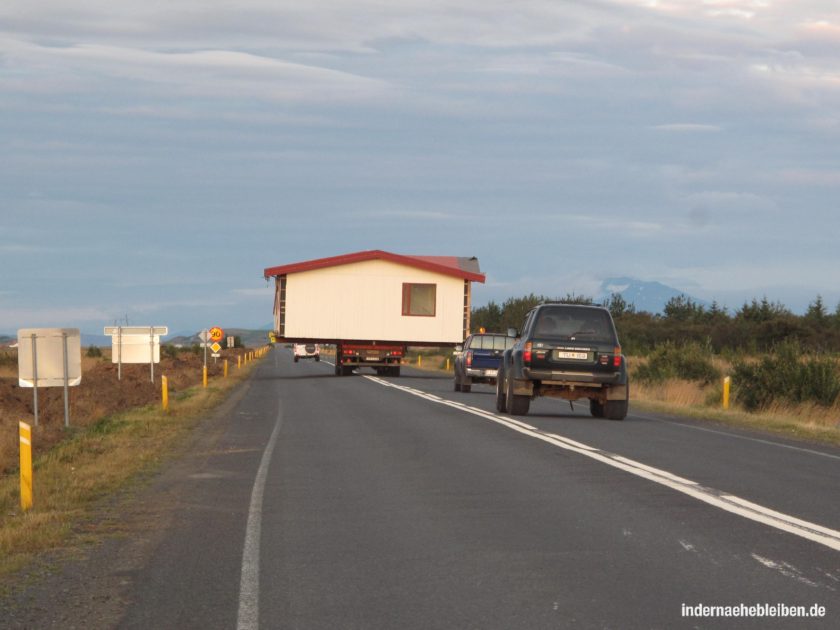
(231, 288), (274, 298)
(0, 306), (112, 330)
(779, 168), (840, 186)
(0, 38), (394, 105)
(653, 123), (722, 132)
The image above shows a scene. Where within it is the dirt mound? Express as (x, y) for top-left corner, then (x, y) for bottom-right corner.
(0, 348), (250, 474)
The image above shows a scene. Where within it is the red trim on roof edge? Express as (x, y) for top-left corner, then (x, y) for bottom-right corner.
(264, 250), (485, 283)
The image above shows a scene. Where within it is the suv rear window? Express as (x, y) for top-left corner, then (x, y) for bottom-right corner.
(532, 307), (616, 343)
(470, 335), (515, 350)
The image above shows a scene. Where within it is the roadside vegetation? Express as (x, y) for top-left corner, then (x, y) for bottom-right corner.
(0, 346), (264, 579)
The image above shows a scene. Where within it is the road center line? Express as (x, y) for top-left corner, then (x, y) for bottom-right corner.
(237, 398), (284, 630)
(363, 375), (840, 552)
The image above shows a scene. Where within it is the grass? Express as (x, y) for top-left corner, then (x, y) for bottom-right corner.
(0, 354), (262, 579)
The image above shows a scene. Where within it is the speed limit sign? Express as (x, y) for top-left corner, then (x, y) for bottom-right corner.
(209, 326), (224, 342)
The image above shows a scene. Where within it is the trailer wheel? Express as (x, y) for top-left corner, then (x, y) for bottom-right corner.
(589, 399), (604, 418)
(334, 363), (342, 376)
(391, 367), (401, 377)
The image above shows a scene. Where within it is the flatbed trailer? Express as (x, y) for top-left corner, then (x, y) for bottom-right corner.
(274, 337), (457, 376)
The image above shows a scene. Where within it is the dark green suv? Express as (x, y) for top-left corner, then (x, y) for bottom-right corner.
(496, 304), (629, 419)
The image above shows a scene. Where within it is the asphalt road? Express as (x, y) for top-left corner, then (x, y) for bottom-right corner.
(4, 348), (840, 629)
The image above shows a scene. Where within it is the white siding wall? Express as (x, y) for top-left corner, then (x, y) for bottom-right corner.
(284, 259), (465, 343)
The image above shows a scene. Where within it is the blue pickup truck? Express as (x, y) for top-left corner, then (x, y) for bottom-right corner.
(453, 332), (516, 393)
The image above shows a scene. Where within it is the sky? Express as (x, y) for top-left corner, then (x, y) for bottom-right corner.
(2, 0), (840, 333)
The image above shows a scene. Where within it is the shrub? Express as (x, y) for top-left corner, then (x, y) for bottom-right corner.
(634, 341), (720, 384)
(86, 345), (103, 358)
(732, 341), (840, 410)
(161, 344), (178, 359)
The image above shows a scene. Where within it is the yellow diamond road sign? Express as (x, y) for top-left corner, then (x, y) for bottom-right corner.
(211, 342), (222, 353)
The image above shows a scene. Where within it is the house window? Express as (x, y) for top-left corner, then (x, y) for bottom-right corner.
(402, 283), (436, 316)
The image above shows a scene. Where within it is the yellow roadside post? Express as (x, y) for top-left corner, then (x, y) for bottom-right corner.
(161, 375), (169, 411)
(19, 422), (33, 511)
(417, 355), (422, 367)
(446, 358), (450, 371)
(224, 359), (229, 378)
(723, 376), (731, 410)
(238, 355), (241, 369)
(203, 366), (208, 388)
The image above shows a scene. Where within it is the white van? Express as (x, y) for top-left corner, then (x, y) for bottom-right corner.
(293, 343), (320, 362)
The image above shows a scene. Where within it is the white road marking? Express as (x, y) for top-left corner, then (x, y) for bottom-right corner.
(751, 554), (821, 588)
(363, 376), (840, 552)
(237, 400), (284, 630)
(678, 540), (696, 552)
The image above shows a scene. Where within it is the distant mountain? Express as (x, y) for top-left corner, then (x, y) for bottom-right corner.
(598, 277), (708, 314)
(166, 328), (271, 348)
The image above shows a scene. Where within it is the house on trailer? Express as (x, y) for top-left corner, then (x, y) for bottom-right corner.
(263, 250), (486, 345)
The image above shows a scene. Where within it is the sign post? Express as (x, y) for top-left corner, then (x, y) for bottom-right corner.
(30, 334), (39, 426)
(198, 329), (211, 380)
(62, 331), (70, 427)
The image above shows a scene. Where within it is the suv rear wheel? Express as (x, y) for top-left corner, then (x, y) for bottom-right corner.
(505, 372), (530, 416)
(604, 400), (628, 421)
(495, 366), (507, 412)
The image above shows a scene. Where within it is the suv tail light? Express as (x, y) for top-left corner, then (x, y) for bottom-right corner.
(466, 351), (473, 367)
(523, 342), (532, 365)
(599, 347), (623, 367)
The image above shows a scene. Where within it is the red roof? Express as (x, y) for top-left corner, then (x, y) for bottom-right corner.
(264, 250), (485, 282)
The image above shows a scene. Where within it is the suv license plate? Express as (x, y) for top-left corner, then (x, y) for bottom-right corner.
(556, 351), (588, 360)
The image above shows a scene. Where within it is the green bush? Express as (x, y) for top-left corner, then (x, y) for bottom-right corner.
(634, 341), (720, 384)
(85, 345), (103, 358)
(732, 341), (840, 410)
(0, 350), (16, 367)
(161, 344), (178, 359)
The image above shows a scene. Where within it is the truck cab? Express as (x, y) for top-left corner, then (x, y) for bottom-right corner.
(454, 332), (516, 392)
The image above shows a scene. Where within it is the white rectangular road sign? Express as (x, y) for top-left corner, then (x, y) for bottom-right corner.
(110, 335), (162, 364)
(17, 328), (82, 387)
(104, 326), (168, 364)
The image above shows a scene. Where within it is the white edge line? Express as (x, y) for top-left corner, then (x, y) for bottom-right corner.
(362, 376), (840, 552)
(237, 399), (284, 630)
